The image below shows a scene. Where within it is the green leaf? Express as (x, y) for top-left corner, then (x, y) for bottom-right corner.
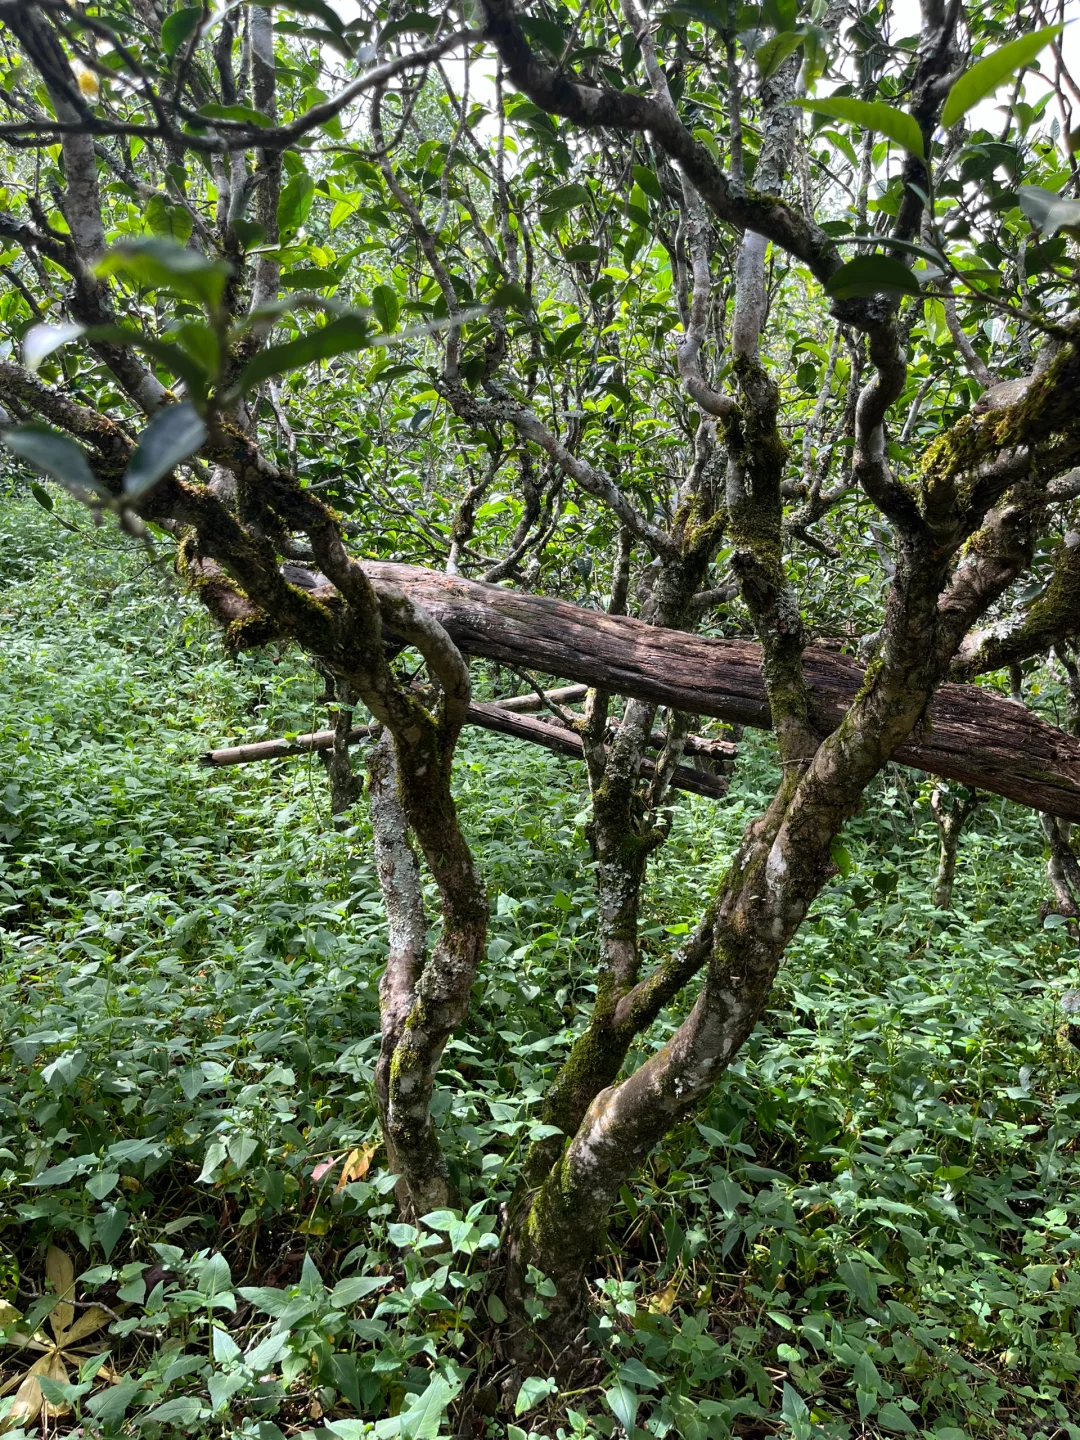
(847, 233), (944, 263)
(254, 0), (348, 37)
(27, 1154), (93, 1185)
(246, 1332), (290, 1369)
(94, 1203), (127, 1259)
(372, 283), (400, 334)
(123, 402), (207, 500)
(96, 238), (232, 308)
(942, 26), (1061, 129)
(516, 1375), (558, 1416)
(39, 1376), (89, 1408)
(236, 1285), (291, 1316)
(1018, 184), (1080, 236)
(658, 2), (730, 33)
(282, 265), (339, 289)
(802, 22), (828, 82)
(29, 481), (53, 512)
(618, 1358), (662, 1390)
(161, 6), (203, 58)
(541, 182), (591, 214)
(824, 254), (922, 299)
(838, 1257), (879, 1310)
(277, 172), (316, 235)
(519, 15), (567, 58)
(781, 1382), (811, 1440)
(489, 282), (532, 313)
(23, 321), (85, 372)
(141, 1396), (203, 1426)
(232, 218), (266, 250)
(829, 836), (852, 877)
(227, 1131), (258, 1171)
(197, 101), (274, 130)
(387, 1222), (419, 1247)
(85, 1170), (119, 1200)
(378, 11), (440, 44)
(877, 1402), (919, 1434)
(145, 194), (194, 244)
(633, 165), (664, 202)
(603, 1380), (637, 1430)
(756, 31), (803, 79)
(79, 322), (213, 397)
(86, 1376), (141, 1424)
(330, 1275), (386, 1306)
(764, 0), (797, 28)
(794, 97), (924, 158)
(2, 424), (104, 499)
(198, 1252), (233, 1301)
(208, 1369), (247, 1413)
(235, 313), (370, 393)
(854, 1351), (881, 1393)
(212, 1325), (241, 1363)
(392, 1374), (455, 1439)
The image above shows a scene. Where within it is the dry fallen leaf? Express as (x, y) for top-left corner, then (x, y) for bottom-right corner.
(0, 1247), (115, 1431)
(335, 1140), (380, 1193)
(649, 1279), (679, 1315)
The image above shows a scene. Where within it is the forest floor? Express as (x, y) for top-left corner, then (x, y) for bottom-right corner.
(2, 494), (1080, 1440)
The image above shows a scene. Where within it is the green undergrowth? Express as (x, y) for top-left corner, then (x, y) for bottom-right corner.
(2, 496), (1080, 1440)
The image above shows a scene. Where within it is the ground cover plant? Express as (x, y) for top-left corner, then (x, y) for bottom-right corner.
(3, 494), (1080, 1438)
(2, 0), (1080, 1434)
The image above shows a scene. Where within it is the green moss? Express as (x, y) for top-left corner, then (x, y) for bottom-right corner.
(921, 344), (1080, 517)
(853, 652), (885, 705)
(1024, 542), (1080, 636)
(224, 611), (278, 653)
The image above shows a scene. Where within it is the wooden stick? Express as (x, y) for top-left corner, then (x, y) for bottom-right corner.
(200, 698), (729, 801)
(488, 684), (589, 712)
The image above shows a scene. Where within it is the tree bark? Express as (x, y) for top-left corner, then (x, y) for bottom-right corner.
(929, 784), (977, 909)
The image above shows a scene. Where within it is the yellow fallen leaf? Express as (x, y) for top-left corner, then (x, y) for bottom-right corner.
(41, 1350), (72, 1420)
(45, 1248), (75, 1342)
(335, 1140), (379, 1193)
(650, 1280), (678, 1314)
(5, 1370), (44, 1430)
(60, 1305), (111, 1346)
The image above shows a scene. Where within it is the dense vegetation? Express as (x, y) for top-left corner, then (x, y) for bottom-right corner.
(3, 498), (1080, 1439)
(2, 0), (1080, 1435)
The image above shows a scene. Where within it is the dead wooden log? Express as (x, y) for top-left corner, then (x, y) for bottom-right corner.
(200, 699), (729, 800)
(358, 562), (1080, 822)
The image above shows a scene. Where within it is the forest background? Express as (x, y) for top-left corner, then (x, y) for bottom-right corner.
(2, 1), (1080, 1439)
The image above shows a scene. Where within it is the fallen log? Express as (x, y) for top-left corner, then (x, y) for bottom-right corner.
(200, 699), (729, 800)
(356, 562), (1080, 822)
